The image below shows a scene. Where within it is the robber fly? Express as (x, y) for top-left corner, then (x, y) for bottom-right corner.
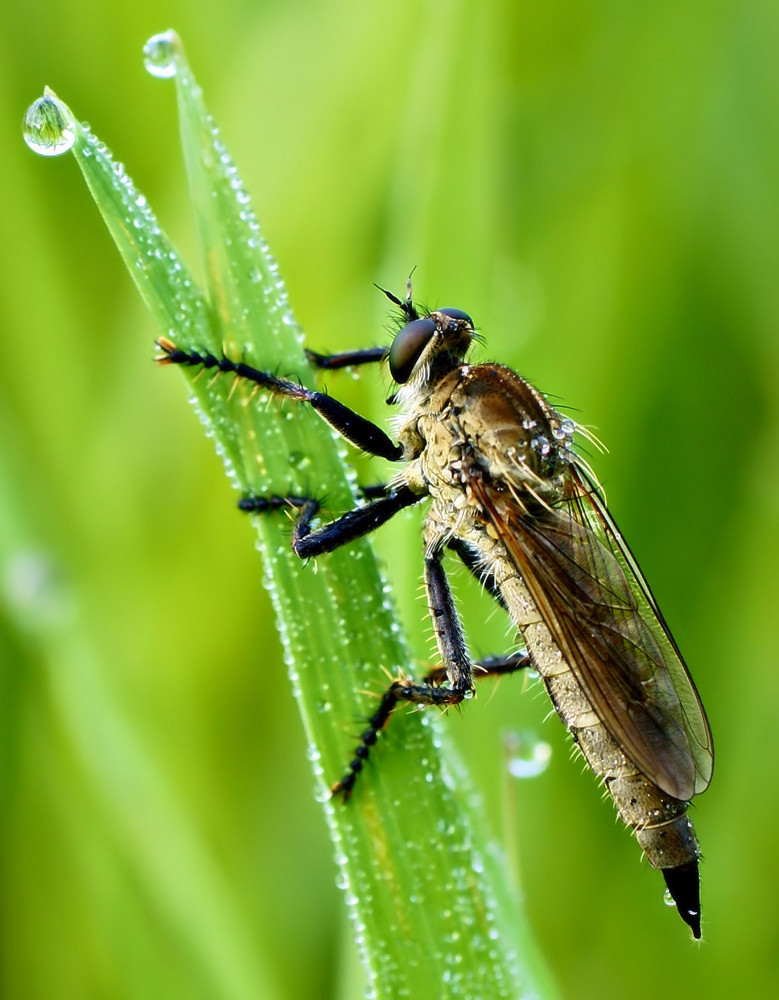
(157, 282), (713, 938)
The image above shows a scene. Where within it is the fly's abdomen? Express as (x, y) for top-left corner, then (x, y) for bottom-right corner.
(519, 613), (700, 871)
(494, 541), (704, 934)
(574, 726), (700, 869)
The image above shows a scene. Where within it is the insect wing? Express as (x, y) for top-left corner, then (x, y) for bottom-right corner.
(573, 469), (713, 794)
(471, 471), (713, 802)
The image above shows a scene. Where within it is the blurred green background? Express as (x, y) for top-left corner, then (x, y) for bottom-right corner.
(2, 2), (777, 998)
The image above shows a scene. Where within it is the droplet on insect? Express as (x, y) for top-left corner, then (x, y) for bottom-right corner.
(23, 89), (75, 157)
(505, 730), (552, 779)
(143, 30), (180, 78)
(663, 888), (676, 908)
(530, 434), (551, 456)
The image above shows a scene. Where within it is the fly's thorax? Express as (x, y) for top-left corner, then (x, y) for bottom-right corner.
(399, 362), (573, 504)
(398, 362), (574, 559)
(432, 364), (572, 496)
(451, 364), (574, 489)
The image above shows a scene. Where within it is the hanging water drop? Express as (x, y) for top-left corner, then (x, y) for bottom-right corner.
(143, 30), (180, 78)
(23, 88), (75, 157)
(2, 550), (74, 632)
(505, 729), (552, 779)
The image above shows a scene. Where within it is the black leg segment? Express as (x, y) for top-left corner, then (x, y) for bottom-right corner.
(333, 650), (533, 799)
(292, 485), (421, 558)
(156, 339), (403, 461)
(425, 545), (473, 695)
(305, 346), (387, 370)
(332, 678), (470, 799)
(239, 484), (421, 558)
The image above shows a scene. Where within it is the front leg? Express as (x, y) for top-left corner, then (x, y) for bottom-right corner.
(156, 338), (403, 461)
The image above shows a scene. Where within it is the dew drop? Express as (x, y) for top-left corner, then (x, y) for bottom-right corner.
(2, 550), (74, 631)
(287, 450), (311, 471)
(663, 888), (676, 908)
(313, 784), (332, 804)
(530, 434), (551, 456)
(143, 30), (180, 78)
(505, 729), (552, 779)
(23, 88), (75, 157)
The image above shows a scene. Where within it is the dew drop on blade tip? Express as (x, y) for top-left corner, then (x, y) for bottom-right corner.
(143, 30), (181, 78)
(23, 88), (75, 157)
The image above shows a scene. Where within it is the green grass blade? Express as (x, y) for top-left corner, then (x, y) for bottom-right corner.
(24, 34), (558, 998)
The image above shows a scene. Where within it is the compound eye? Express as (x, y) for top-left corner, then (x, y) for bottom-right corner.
(388, 317), (437, 384)
(437, 307), (474, 327)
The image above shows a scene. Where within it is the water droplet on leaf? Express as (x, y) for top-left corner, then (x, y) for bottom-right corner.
(143, 30), (180, 78)
(23, 89), (75, 157)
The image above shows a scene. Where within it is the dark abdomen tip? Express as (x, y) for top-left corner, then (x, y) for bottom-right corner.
(662, 863), (702, 939)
